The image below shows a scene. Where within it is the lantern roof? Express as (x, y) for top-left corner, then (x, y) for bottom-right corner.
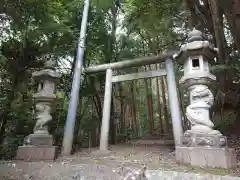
(175, 28), (218, 64)
(32, 60), (61, 81)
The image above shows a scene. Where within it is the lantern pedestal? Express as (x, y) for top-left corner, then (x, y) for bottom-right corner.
(181, 131), (226, 147)
(176, 146), (237, 169)
(176, 131), (237, 168)
(26, 133), (53, 146)
(16, 133), (57, 161)
(16, 146), (57, 161)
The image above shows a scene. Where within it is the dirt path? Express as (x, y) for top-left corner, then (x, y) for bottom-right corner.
(0, 145), (239, 179)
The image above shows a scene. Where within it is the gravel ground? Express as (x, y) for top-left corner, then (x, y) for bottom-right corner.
(0, 145), (239, 180)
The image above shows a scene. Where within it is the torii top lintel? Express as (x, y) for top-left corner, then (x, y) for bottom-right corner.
(84, 51), (178, 74)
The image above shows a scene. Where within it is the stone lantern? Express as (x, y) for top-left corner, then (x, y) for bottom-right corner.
(175, 28), (237, 169)
(16, 60), (60, 161)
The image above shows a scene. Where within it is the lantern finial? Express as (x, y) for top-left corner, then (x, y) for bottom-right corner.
(44, 59), (55, 69)
(187, 28), (203, 42)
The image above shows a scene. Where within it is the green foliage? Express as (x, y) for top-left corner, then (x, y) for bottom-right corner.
(214, 110), (237, 134)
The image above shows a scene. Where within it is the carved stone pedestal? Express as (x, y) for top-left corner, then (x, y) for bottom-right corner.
(176, 146), (237, 169)
(16, 146), (57, 161)
(176, 132), (237, 169)
(182, 131), (227, 147)
(16, 133), (57, 161)
(26, 133), (53, 146)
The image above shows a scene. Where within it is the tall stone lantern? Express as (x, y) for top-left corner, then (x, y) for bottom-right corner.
(175, 28), (237, 169)
(16, 60), (60, 161)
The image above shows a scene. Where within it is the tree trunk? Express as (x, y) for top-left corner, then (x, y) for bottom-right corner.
(208, 0), (227, 63)
(118, 83), (125, 133)
(155, 64), (163, 136)
(221, 0), (240, 52)
(110, 90), (116, 144)
(148, 65), (155, 134)
(93, 93), (103, 122)
(144, 66), (154, 135)
(232, 0), (240, 53)
(130, 81), (137, 136)
(160, 64), (169, 135)
(178, 87), (188, 130)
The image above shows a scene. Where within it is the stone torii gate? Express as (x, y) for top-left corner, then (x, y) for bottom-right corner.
(60, 0), (183, 156)
(62, 52), (184, 154)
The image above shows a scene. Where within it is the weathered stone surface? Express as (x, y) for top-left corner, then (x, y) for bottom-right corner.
(16, 146), (57, 161)
(182, 132), (227, 148)
(25, 133), (53, 146)
(176, 146), (237, 169)
(179, 76), (216, 89)
(32, 59), (60, 135)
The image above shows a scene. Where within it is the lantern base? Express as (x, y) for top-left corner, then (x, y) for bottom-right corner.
(16, 145), (57, 161)
(24, 133), (53, 146)
(176, 146), (237, 169)
(182, 131), (227, 148)
(177, 132), (237, 169)
(16, 133), (57, 161)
